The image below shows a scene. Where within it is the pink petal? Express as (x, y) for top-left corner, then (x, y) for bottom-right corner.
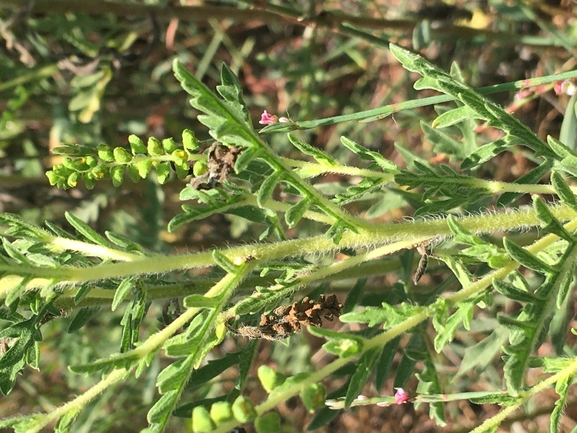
(259, 110), (277, 125)
(394, 388), (409, 405)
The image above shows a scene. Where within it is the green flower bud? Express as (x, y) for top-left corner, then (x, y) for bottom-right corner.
(62, 157), (75, 169)
(209, 401), (233, 424)
(147, 137), (164, 156)
(46, 170), (58, 186)
(82, 173), (95, 190)
(85, 155), (97, 167)
(66, 172), (79, 188)
(231, 396), (257, 423)
(136, 159), (153, 178)
(193, 160), (209, 177)
(172, 149), (188, 166)
(72, 158), (90, 171)
(113, 147), (133, 163)
(91, 165), (106, 179)
(192, 406), (215, 433)
(52, 165), (73, 176)
(323, 338), (362, 358)
(257, 365), (286, 393)
(182, 129), (199, 152)
(300, 383), (326, 413)
(97, 143), (115, 162)
(110, 165), (124, 187)
(126, 164), (140, 183)
(255, 412), (281, 433)
(128, 134), (147, 155)
(162, 137), (178, 153)
(156, 161), (171, 184)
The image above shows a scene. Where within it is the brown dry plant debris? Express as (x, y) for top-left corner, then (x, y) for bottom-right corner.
(190, 142), (242, 190)
(229, 294), (343, 341)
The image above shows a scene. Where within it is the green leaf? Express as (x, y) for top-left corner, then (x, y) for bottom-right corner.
(432, 105), (480, 128)
(257, 170), (282, 207)
(374, 336), (400, 391)
(120, 291), (147, 352)
(340, 136), (399, 172)
(437, 254), (473, 288)
(157, 357), (193, 393)
(503, 238), (554, 273)
(492, 279), (538, 303)
(65, 212), (110, 246)
(168, 193), (246, 232)
(498, 314), (537, 333)
(393, 333), (421, 389)
(183, 294), (220, 308)
(326, 220), (344, 244)
(433, 301), (475, 352)
(55, 408), (80, 433)
(186, 350), (242, 389)
(551, 374), (571, 433)
(342, 278), (366, 314)
(4, 275), (30, 306)
(550, 277), (574, 354)
(339, 303), (393, 327)
(461, 136), (513, 170)
(533, 196), (574, 241)
(69, 352), (138, 374)
(147, 390), (179, 425)
(288, 134), (337, 166)
(285, 197), (311, 227)
(73, 282), (92, 305)
(421, 121), (467, 159)
(548, 135), (577, 159)
(344, 347), (380, 409)
(67, 307), (100, 332)
(497, 159), (554, 207)
(111, 277), (135, 312)
(212, 250), (237, 274)
(551, 171), (577, 213)
(455, 325), (509, 378)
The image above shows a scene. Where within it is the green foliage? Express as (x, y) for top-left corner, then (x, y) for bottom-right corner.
(2, 10), (577, 432)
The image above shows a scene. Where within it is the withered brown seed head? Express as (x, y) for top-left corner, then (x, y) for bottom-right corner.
(190, 142), (242, 190)
(229, 294), (343, 341)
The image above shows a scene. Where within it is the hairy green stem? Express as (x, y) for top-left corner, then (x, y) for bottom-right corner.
(2, 203), (577, 292)
(25, 368), (128, 433)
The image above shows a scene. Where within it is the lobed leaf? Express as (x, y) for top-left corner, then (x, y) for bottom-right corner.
(344, 347), (380, 409)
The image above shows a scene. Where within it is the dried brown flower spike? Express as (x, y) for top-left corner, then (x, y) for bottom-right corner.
(229, 294), (343, 341)
(190, 142), (242, 190)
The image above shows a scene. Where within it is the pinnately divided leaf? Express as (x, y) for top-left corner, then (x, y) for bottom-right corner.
(389, 44), (556, 162)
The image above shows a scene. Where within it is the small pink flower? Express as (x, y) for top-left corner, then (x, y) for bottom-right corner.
(554, 80), (577, 96)
(259, 110), (278, 125)
(394, 388), (409, 405)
